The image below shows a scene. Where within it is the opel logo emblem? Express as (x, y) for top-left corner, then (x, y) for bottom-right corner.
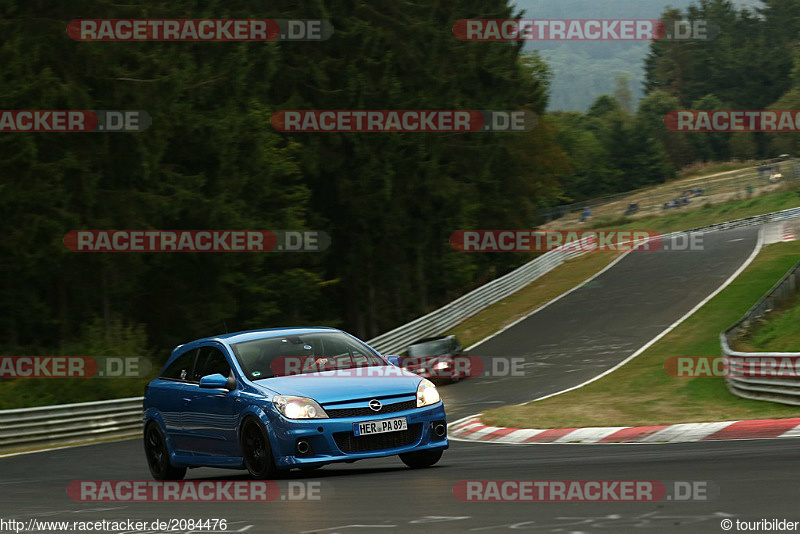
(368, 399), (382, 412)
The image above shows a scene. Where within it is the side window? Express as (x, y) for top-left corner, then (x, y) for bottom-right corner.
(192, 347), (231, 382)
(161, 349), (198, 381)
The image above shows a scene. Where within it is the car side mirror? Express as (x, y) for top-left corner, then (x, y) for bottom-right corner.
(199, 373), (230, 389)
(385, 355), (402, 366)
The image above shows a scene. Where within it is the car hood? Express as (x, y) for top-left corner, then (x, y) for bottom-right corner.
(252, 367), (422, 404)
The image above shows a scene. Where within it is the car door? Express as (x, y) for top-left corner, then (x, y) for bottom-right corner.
(183, 344), (239, 456)
(147, 348), (199, 454)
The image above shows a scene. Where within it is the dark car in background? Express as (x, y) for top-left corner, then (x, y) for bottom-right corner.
(402, 335), (465, 384)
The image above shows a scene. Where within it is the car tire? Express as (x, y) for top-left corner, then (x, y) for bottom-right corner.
(144, 422), (186, 481)
(241, 418), (277, 479)
(399, 449), (443, 469)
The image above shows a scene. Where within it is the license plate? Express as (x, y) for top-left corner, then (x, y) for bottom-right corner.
(353, 417), (407, 436)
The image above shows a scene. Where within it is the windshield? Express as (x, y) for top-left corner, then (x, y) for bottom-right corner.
(231, 332), (386, 380)
(407, 339), (452, 357)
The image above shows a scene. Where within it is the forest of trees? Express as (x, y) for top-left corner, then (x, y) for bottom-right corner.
(516, 0), (763, 111)
(1, 0), (799, 372)
(550, 0), (800, 199)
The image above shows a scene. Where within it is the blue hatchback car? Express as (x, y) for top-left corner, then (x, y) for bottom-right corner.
(143, 327), (448, 479)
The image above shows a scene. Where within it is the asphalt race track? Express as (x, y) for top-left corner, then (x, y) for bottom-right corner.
(3, 226), (796, 534)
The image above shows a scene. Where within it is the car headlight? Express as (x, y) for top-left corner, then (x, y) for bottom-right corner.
(433, 360), (451, 370)
(416, 379), (440, 407)
(273, 395), (328, 419)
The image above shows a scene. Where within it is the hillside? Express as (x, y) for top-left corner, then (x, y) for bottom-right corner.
(512, 0), (763, 110)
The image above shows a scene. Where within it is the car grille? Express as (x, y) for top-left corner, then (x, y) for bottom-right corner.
(325, 399), (417, 418)
(334, 424), (422, 453)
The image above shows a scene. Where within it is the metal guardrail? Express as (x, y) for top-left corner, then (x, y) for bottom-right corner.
(721, 260), (800, 405)
(0, 397), (143, 451)
(3, 205), (800, 452)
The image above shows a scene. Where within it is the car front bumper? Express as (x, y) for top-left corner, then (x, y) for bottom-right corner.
(269, 402), (448, 468)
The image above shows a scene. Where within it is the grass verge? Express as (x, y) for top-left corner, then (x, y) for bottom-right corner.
(481, 240), (800, 429)
(736, 290), (800, 352)
(0, 375), (155, 410)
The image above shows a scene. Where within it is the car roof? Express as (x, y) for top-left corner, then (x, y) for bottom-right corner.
(408, 335), (454, 346)
(179, 326), (343, 348)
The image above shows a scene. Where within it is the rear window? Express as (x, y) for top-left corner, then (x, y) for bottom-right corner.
(161, 349), (197, 381)
(407, 338), (452, 357)
(192, 347), (231, 381)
